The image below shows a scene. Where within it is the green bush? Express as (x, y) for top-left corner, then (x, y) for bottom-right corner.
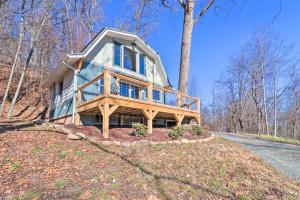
(192, 125), (203, 136)
(168, 126), (184, 140)
(132, 122), (147, 137)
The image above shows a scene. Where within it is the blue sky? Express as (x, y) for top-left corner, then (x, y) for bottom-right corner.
(105, 0), (300, 105)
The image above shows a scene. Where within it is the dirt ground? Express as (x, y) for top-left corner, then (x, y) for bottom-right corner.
(1, 125), (300, 200)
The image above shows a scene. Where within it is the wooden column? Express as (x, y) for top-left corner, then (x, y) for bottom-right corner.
(142, 110), (158, 134)
(104, 68), (111, 96)
(98, 101), (119, 138)
(177, 91), (182, 108)
(147, 82), (153, 102)
(174, 114), (184, 126)
(75, 113), (80, 125)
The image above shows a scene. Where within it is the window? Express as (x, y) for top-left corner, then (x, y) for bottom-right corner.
(153, 89), (161, 101)
(131, 85), (139, 99)
(123, 47), (136, 71)
(114, 42), (121, 66)
(120, 82), (129, 97)
(59, 81), (63, 96)
(139, 54), (145, 75)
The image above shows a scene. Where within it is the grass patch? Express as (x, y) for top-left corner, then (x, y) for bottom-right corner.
(55, 179), (66, 189)
(31, 146), (43, 154)
(74, 150), (84, 158)
(58, 150), (67, 160)
(11, 162), (21, 170)
(255, 135), (300, 146)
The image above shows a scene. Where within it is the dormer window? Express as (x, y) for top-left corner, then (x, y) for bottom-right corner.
(139, 54), (145, 75)
(113, 42), (121, 66)
(123, 47), (136, 71)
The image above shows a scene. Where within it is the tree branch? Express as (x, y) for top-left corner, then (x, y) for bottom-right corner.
(160, 0), (171, 8)
(178, 0), (186, 10)
(193, 0), (215, 26)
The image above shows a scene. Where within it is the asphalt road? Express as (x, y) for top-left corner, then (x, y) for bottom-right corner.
(214, 132), (300, 182)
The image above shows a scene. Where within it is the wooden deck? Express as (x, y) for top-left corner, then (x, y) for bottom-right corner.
(75, 67), (201, 138)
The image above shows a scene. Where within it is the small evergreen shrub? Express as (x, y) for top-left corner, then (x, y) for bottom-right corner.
(168, 126), (184, 139)
(132, 122), (147, 137)
(192, 125), (203, 136)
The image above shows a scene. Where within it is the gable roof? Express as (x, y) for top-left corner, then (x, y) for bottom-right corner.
(42, 28), (171, 87)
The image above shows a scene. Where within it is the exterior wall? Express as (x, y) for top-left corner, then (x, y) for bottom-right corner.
(85, 36), (167, 87)
(49, 69), (74, 120)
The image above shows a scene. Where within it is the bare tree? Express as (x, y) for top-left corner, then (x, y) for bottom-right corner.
(161, 0), (215, 95)
(0, 0), (25, 116)
(211, 28), (297, 139)
(115, 0), (161, 39)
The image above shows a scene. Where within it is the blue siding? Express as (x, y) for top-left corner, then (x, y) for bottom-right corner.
(77, 61), (104, 102)
(50, 98), (73, 119)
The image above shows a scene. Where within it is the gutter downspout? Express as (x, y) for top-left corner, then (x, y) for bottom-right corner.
(62, 60), (78, 124)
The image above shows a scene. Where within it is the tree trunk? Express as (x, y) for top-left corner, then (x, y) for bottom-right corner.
(7, 46), (34, 119)
(7, 15), (47, 119)
(0, 0), (25, 116)
(178, 0), (194, 95)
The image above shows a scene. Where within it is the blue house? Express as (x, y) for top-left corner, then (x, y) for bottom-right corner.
(42, 28), (200, 138)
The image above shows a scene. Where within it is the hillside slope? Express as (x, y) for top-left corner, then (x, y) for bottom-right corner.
(0, 64), (49, 121)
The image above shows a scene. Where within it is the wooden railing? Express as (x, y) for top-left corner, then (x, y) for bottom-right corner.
(76, 67), (200, 112)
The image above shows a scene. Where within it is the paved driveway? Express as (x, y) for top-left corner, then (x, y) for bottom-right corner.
(214, 132), (300, 182)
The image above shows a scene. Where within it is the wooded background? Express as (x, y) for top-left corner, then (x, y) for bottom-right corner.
(0, 0), (299, 139)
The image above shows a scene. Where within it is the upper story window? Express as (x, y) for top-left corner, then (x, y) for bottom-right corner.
(123, 47), (136, 71)
(114, 42), (121, 66)
(153, 89), (161, 102)
(139, 54), (145, 75)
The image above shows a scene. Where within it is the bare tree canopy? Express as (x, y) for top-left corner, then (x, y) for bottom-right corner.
(206, 28), (300, 139)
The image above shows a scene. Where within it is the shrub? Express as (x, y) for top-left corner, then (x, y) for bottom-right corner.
(168, 126), (184, 140)
(192, 125), (203, 136)
(132, 122), (147, 137)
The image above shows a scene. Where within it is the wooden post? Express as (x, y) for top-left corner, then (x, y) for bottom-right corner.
(177, 91), (182, 108)
(102, 103), (109, 138)
(142, 110), (158, 134)
(148, 111), (153, 134)
(98, 101), (119, 138)
(75, 113), (80, 125)
(77, 90), (81, 104)
(147, 82), (153, 102)
(104, 68), (111, 96)
(174, 114), (184, 126)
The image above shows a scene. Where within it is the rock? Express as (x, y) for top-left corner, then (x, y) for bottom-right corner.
(102, 141), (112, 145)
(113, 141), (121, 146)
(138, 140), (148, 144)
(75, 132), (86, 139)
(120, 141), (131, 147)
(189, 140), (197, 143)
(181, 139), (190, 144)
(166, 141), (174, 144)
(67, 133), (81, 140)
(173, 140), (181, 144)
(59, 127), (73, 134)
